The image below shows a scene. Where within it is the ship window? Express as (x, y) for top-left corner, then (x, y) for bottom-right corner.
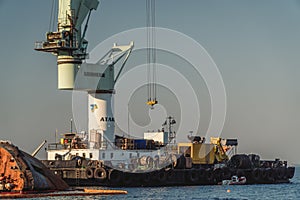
(82, 153), (86, 158)
(137, 153), (140, 158)
(76, 153), (79, 156)
(111, 153), (113, 159)
(129, 153), (132, 158)
(89, 153), (93, 159)
(102, 152), (105, 159)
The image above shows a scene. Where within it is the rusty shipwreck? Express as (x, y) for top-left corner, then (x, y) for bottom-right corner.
(0, 141), (68, 192)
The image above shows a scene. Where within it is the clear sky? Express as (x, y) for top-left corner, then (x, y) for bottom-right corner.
(0, 0), (300, 164)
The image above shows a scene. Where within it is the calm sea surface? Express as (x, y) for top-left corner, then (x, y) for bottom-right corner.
(33, 167), (300, 200)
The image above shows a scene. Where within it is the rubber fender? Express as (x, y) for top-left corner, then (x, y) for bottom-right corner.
(213, 168), (223, 182)
(265, 168), (275, 182)
(236, 169), (245, 178)
(142, 172), (152, 184)
(108, 169), (123, 185)
(123, 172), (133, 186)
(205, 168), (214, 183)
(228, 154), (252, 169)
(157, 170), (167, 182)
(128, 164), (134, 171)
(248, 154), (260, 167)
(146, 156), (154, 168)
(252, 168), (261, 182)
(221, 167), (232, 180)
(280, 167), (287, 179)
(153, 155), (160, 168)
(260, 168), (268, 180)
(94, 167), (107, 180)
(275, 167), (284, 180)
(85, 167), (94, 179)
(139, 156), (148, 166)
(275, 167), (287, 180)
(287, 167), (295, 179)
(198, 168), (206, 180)
(166, 169), (176, 181)
(186, 170), (199, 183)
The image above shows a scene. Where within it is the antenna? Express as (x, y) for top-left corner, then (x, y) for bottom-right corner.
(70, 118), (73, 133)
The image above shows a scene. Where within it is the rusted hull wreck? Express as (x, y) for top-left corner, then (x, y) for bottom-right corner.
(0, 141), (68, 192)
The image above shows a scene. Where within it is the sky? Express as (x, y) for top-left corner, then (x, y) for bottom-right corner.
(0, 0), (300, 164)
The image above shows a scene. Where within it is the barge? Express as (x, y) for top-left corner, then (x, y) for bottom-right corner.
(41, 130), (295, 187)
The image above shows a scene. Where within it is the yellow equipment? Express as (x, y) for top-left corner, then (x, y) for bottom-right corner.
(178, 143), (215, 164)
(177, 137), (229, 165)
(210, 137), (229, 162)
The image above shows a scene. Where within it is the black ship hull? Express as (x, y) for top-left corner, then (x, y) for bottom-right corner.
(60, 167), (295, 187)
(42, 154), (295, 187)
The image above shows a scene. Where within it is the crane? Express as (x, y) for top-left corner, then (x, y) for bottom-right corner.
(35, 0), (134, 149)
(35, 0), (99, 90)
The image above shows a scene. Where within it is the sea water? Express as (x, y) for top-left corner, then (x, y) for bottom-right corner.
(33, 166), (300, 200)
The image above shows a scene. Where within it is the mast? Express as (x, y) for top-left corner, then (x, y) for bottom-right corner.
(162, 116), (176, 144)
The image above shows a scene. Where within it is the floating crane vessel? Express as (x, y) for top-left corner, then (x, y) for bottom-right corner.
(35, 0), (295, 187)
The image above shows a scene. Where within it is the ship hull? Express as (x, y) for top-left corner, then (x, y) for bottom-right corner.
(42, 158), (295, 187)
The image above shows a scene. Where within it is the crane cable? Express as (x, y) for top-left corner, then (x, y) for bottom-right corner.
(146, 0), (157, 108)
(146, 0), (150, 103)
(49, 0), (57, 32)
(152, 0), (157, 103)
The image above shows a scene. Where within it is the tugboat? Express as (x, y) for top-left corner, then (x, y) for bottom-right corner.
(35, 0), (295, 187)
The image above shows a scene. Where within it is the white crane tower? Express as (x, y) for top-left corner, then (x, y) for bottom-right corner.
(35, 0), (134, 149)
